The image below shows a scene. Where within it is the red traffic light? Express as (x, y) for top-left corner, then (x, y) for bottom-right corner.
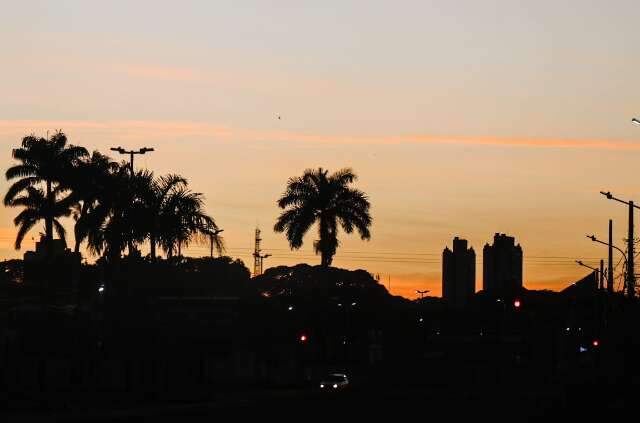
(514, 300), (521, 308)
(299, 334), (308, 342)
(592, 339), (600, 347)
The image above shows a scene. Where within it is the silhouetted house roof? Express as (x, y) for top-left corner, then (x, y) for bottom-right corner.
(561, 271), (598, 298)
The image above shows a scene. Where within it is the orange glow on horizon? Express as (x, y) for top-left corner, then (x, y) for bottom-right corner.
(1, 120), (639, 151)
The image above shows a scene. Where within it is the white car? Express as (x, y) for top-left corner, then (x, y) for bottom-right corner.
(319, 373), (349, 390)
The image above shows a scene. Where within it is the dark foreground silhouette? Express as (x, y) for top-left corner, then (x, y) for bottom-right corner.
(2, 260), (638, 421)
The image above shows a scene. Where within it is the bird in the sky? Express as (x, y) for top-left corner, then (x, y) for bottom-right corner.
(277, 115), (281, 120)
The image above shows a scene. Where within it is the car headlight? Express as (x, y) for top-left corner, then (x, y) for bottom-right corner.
(320, 384), (324, 388)
(333, 384), (338, 388)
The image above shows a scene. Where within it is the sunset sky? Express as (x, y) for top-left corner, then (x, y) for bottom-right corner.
(2, 1), (640, 298)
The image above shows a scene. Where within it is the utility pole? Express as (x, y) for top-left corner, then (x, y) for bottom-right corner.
(600, 259), (604, 291)
(600, 191), (638, 298)
(110, 146), (155, 174)
(587, 234), (628, 290)
(608, 219), (614, 293)
(252, 228), (271, 277)
(576, 260), (601, 285)
(253, 228), (262, 277)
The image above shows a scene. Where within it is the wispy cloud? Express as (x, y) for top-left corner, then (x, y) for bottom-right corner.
(109, 64), (202, 82)
(0, 120), (637, 151)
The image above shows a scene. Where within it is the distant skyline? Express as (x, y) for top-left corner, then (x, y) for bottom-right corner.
(1, 1), (640, 297)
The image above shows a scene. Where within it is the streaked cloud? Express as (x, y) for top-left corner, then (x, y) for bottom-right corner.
(109, 64), (202, 82)
(0, 120), (637, 151)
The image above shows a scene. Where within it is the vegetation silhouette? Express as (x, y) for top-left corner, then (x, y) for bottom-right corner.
(96, 255), (252, 298)
(4, 132), (222, 265)
(255, 263), (389, 303)
(68, 151), (120, 253)
(4, 132), (88, 252)
(274, 168), (372, 266)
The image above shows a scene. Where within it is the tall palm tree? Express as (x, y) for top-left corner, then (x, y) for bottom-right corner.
(158, 186), (219, 259)
(4, 132), (88, 252)
(146, 174), (187, 260)
(7, 186), (73, 249)
(83, 166), (154, 261)
(69, 151), (120, 253)
(274, 168), (372, 266)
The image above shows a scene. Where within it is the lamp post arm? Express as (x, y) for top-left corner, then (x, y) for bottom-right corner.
(576, 261), (599, 273)
(600, 191), (640, 209)
(589, 236), (628, 264)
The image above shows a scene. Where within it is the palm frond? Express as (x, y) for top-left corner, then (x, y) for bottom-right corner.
(330, 167), (357, 185)
(14, 218), (38, 250)
(4, 177), (42, 205)
(6, 164), (39, 181)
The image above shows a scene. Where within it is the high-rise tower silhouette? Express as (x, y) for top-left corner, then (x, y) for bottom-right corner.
(483, 233), (523, 293)
(442, 237), (475, 305)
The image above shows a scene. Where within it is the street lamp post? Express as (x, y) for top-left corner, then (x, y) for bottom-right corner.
(259, 253), (271, 274)
(576, 260), (604, 289)
(576, 259), (607, 329)
(337, 301), (357, 363)
(415, 290), (430, 349)
(587, 235), (628, 263)
(587, 234), (629, 294)
(110, 146), (155, 174)
(599, 192), (638, 298)
(416, 290), (430, 301)
(209, 229), (223, 258)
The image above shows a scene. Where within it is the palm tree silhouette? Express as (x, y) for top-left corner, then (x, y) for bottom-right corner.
(4, 132), (88, 253)
(82, 166), (154, 261)
(158, 186), (218, 259)
(69, 151), (120, 253)
(146, 174), (187, 260)
(6, 186), (73, 249)
(4, 132), (224, 264)
(274, 168), (371, 266)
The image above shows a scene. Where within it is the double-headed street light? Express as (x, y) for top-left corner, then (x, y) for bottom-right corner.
(110, 146), (155, 174)
(416, 290), (430, 301)
(258, 253), (271, 275)
(600, 191), (638, 298)
(208, 228), (224, 258)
